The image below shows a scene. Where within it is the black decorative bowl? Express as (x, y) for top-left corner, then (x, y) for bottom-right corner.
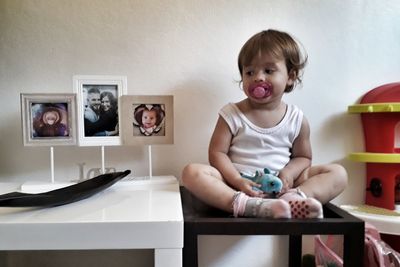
(0, 170), (131, 207)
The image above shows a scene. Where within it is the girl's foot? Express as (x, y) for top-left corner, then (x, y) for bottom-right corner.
(233, 192), (291, 218)
(279, 188), (323, 218)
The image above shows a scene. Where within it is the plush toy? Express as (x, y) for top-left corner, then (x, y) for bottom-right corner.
(240, 168), (283, 195)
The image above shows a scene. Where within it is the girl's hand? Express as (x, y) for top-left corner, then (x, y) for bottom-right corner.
(278, 174), (294, 195)
(233, 178), (264, 197)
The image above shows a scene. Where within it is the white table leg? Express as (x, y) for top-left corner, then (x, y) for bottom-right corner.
(154, 248), (182, 267)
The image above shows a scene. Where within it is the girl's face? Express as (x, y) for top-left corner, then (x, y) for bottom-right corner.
(44, 111), (58, 125)
(101, 95), (111, 111)
(242, 52), (294, 106)
(142, 110), (157, 129)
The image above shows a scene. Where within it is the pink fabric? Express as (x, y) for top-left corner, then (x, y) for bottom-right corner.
(315, 223), (400, 267)
(279, 188), (323, 218)
(232, 192), (249, 217)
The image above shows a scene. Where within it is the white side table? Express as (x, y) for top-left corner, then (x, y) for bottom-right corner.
(0, 176), (183, 267)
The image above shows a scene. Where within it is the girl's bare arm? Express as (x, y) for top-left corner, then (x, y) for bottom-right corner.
(209, 116), (261, 196)
(278, 117), (312, 191)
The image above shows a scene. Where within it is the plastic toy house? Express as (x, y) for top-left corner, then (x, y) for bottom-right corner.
(348, 82), (400, 210)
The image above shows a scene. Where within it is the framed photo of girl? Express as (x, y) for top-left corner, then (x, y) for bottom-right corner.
(73, 75), (127, 146)
(121, 95), (174, 145)
(20, 93), (77, 146)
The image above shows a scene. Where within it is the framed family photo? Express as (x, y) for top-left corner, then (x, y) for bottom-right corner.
(73, 75), (127, 146)
(121, 95), (174, 145)
(20, 93), (77, 146)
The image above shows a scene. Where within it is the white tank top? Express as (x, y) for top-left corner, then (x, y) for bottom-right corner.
(219, 102), (303, 175)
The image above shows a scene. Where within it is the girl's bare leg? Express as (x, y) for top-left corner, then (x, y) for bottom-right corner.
(181, 163), (236, 212)
(294, 163), (348, 204)
(181, 163), (291, 218)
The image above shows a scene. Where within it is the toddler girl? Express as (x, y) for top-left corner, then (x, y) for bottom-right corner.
(181, 29), (347, 219)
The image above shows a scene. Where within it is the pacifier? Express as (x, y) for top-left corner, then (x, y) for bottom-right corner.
(249, 83), (272, 99)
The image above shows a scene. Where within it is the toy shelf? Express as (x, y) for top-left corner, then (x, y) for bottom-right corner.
(349, 152), (400, 163)
(346, 84), (400, 251)
(348, 103), (400, 113)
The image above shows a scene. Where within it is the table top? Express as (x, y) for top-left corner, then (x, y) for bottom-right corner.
(0, 176), (183, 250)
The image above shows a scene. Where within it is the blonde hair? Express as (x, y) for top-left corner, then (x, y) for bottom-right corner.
(238, 29), (308, 92)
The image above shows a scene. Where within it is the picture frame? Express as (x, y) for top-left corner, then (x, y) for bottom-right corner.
(121, 95), (174, 145)
(20, 93), (77, 146)
(73, 75), (127, 146)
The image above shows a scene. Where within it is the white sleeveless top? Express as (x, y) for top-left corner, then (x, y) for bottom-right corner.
(219, 102), (303, 175)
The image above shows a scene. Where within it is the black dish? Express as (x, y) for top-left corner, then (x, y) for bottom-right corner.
(0, 170), (131, 207)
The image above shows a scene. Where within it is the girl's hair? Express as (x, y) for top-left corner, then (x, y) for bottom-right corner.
(238, 29), (308, 92)
(100, 91), (117, 110)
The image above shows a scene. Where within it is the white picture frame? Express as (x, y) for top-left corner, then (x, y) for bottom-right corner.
(73, 75), (127, 146)
(20, 93), (77, 146)
(121, 95), (174, 146)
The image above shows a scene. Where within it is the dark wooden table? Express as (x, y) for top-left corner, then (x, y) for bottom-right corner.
(181, 187), (364, 267)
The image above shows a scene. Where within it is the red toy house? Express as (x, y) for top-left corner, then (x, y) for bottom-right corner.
(349, 82), (400, 210)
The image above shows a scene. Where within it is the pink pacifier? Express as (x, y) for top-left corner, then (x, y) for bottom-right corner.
(249, 83), (272, 99)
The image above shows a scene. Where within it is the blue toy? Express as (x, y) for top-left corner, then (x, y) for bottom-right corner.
(240, 168), (283, 195)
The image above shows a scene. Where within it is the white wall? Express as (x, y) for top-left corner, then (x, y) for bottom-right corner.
(1, 0), (399, 266)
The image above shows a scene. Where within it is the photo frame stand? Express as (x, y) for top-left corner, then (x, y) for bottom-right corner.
(101, 146), (105, 174)
(50, 146), (55, 183)
(48, 145), (151, 182)
(148, 145), (152, 179)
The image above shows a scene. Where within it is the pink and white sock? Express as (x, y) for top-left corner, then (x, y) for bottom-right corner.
(232, 192), (291, 219)
(279, 188), (323, 219)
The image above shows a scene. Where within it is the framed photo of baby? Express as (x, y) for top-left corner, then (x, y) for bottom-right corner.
(73, 75), (127, 146)
(20, 93), (77, 146)
(121, 95), (174, 145)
